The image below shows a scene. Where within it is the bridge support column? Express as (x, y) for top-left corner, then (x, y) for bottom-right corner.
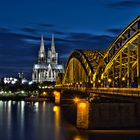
(93, 81), (95, 88)
(137, 36), (140, 88)
(77, 100), (89, 129)
(113, 60), (115, 87)
(76, 101), (140, 129)
(127, 44), (131, 87)
(106, 71), (109, 88)
(54, 91), (61, 105)
(119, 52), (122, 87)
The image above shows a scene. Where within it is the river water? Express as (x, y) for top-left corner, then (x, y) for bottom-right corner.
(0, 101), (140, 140)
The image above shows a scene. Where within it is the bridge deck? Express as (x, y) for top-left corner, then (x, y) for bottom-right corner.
(56, 86), (140, 98)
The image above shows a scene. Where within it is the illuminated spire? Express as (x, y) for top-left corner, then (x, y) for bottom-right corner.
(38, 35), (46, 64)
(40, 35), (45, 53)
(51, 34), (55, 53)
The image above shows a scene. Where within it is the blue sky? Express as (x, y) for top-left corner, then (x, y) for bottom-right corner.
(0, 0), (140, 79)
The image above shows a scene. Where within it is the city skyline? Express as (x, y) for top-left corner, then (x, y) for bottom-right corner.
(0, 0), (140, 78)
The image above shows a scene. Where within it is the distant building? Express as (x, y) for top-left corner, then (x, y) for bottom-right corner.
(18, 72), (28, 84)
(1, 72), (28, 85)
(32, 35), (64, 83)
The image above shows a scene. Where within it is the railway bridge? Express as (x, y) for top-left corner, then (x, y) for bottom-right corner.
(56, 16), (140, 98)
(54, 17), (140, 129)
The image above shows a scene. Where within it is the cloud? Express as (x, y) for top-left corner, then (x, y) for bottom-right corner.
(55, 32), (115, 65)
(38, 23), (54, 28)
(52, 31), (68, 36)
(0, 28), (39, 78)
(0, 27), (10, 33)
(107, 28), (122, 35)
(66, 33), (93, 41)
(64, 32), (114, 50)
(21, 27), (37, 34)
(0, 27), (115, 78)
(106, 0), (140, 8)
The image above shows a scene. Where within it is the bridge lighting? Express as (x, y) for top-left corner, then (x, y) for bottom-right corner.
(42, 91), (47, 96)
(53, 106), (59, 112)
(21, 91), (25, 94)
(101, 74), (104, 80)
(54, 91), (60, 97)
(74, 97), (80, 103)
(108, 78), (112, 83)
(78, 102), (87, 110)
(122, 77), (125, 81)
(98, 80), (101, 83)
(74, 136), (81, 140)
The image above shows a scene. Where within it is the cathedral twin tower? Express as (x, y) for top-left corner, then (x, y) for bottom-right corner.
(32, 35), (64, 83)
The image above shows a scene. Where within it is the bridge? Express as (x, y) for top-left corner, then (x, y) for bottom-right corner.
(56, 16), (140, 98)
(54, 17), (140, 130)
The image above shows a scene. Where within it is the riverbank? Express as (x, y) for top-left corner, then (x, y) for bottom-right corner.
(0, 96), (54, 102)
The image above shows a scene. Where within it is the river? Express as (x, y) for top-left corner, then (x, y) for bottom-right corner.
(0, 101), (140, 140)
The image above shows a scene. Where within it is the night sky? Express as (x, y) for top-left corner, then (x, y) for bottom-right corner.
(0, 0), (140, 79)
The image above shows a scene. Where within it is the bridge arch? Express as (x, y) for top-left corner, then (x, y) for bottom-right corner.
(62, 50), (103, 87)
(96, 16), (140, 88)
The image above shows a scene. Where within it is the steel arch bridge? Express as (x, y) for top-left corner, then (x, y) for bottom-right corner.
(62, 50), (103, 87)
(60, 16), (140, 89)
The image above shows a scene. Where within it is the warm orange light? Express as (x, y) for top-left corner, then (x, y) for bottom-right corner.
(78, 102), (87, 110)
(122, 77), (125, 81)
(74, 136), (81, 140)
(54, 91), (61, 104)
(53, 106), (59, 112)
(108, 78), (112, 83)
(54, 91), (60, 96)
(74, 97), (80, 103)
(42, 91), (47, 96)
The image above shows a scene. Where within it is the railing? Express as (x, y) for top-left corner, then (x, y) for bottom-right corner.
(55, 85), (140, 97)
(88, 88), (140, 97)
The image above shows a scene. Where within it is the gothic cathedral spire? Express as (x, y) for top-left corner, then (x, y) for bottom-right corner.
(38, 35), (46, 64)
(50, 34), (58, 64)
(32, 35), (64, 83)
(51, 34), (55, 53)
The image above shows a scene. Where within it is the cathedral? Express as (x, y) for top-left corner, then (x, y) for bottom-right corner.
(32, 35), (64, 83)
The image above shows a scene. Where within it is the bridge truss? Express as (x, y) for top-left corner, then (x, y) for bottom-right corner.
(60, 16), (140, 89)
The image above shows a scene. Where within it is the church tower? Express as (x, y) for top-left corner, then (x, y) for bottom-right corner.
(38, 36), (46, 64)
(47, 35), (58, 65)
(32, 35), (64, 83)
(51, 35), (58, 64)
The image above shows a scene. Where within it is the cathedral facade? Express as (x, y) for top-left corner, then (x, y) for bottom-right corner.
(32, 35), (64, 83)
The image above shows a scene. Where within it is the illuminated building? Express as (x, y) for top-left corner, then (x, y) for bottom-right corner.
(32, 35), (64, 83)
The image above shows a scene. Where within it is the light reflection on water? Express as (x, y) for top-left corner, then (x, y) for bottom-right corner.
(0, 101), (140, 140)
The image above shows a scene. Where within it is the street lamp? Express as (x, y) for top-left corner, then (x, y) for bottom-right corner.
(73, 97), (80, 103)
(108, 78), (112, 83)
(122, 77), (125, 81)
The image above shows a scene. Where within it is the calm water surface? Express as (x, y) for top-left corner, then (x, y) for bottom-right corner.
(0, 101), (140, 140)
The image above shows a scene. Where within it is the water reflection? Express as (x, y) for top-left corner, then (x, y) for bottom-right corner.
(0, 101), (140, 140)
(53, 106), (61, 140)
(74, 135), (88, 140)
(53, 106), (60, 128)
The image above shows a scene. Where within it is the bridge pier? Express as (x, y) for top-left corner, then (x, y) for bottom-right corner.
(76, 100), (140, 129)
(76, 100), (89, 129)
(137, 35), (140, 88)
(54, 91), (61, 105)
